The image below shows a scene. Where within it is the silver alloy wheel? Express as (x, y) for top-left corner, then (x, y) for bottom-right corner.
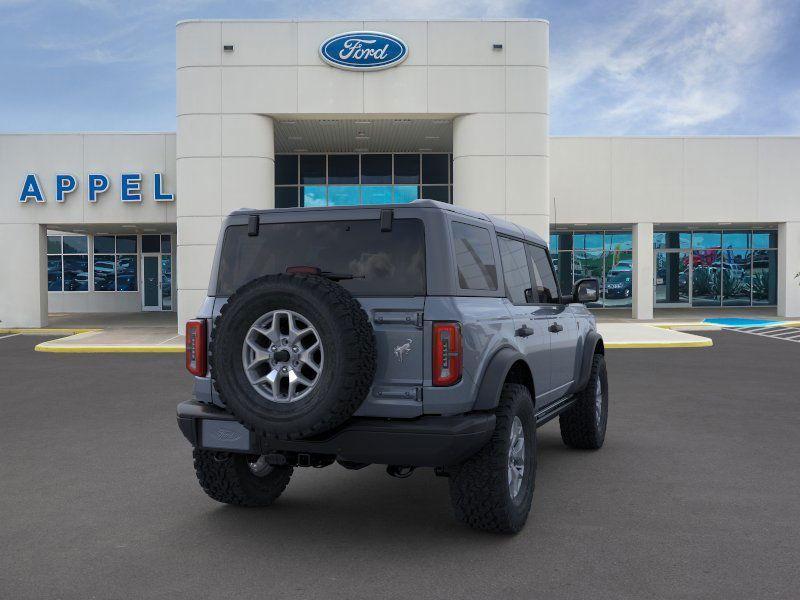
(594, 379), (603, 424)
(507, 416), (525, 499)
(242, 309), (324, 404)
(247, 455), (274, 477)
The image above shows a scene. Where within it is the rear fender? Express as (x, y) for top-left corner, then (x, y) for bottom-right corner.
(473, 347), (532, 411)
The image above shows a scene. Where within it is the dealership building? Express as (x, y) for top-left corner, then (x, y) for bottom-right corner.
(1, 18), (798, 329)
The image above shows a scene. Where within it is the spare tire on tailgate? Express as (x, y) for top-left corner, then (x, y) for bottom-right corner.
(210, 273), (376, 440)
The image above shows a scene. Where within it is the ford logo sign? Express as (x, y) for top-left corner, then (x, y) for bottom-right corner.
(319, 31), (408, 71)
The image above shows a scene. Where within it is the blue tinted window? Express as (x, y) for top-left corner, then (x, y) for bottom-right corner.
(362, 186), (393, 205)
(394, 185), (418, 203)
(421, 186), (449, 203)
(328, 186), (360, 206)
(142, 234), (160, 253)
(300, 155), (325, 184)
(62, 235), (88, 254)
(47, 256), (62, 291)
(275, 155), (298, 185)
(275, 187), (298, 208)
(94, 235), (115, 253)
(361, 154), (391, 184)
(654, 231), (691, 249)
(549, 235), (558, 251)
(328, 155), (358, 184)
(302, 186), (326, 207)
(394, 155), (419, 184)
(422, 154), (449, 184)
(692, 231), (721, 249)
(722, 231), (750, 249)
(63, 255), (88, 291)
(94, 255), (115, 291)
(752, 230), (777, 249)
(117, 255), (138, 291)
(161, 235), (171, 254)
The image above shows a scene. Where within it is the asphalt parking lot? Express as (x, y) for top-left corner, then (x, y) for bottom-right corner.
(2, 332), (799, 599)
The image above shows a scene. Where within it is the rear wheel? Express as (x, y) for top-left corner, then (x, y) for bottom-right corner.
(448, 383), (536, 534)
(193, 449), (293, 507)
(559, 353), (608, 450)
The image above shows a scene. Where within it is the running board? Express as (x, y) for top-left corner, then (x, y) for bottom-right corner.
(535, 395), (577, 427)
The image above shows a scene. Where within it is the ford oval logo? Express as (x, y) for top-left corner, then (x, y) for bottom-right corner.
(319, 31), (408, 71)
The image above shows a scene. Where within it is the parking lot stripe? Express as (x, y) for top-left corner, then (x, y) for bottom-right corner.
(0, 333), (21, 341)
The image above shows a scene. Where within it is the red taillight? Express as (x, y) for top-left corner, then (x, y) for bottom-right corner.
(432, 322), (462, 386)
(186, 319), (207, 376)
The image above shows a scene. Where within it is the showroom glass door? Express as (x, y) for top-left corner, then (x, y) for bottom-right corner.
(142, 255), (161, 311)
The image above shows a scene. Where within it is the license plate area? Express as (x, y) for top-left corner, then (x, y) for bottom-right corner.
(200, 419), (252, 452)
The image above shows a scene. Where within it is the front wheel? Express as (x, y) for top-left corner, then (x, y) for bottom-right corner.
(559, 353), (608, 450)
(193, 449), (293, 506)
(448, 383), (536, 534)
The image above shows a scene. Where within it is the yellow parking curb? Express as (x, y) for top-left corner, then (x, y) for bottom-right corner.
(34, 343), (183, 353)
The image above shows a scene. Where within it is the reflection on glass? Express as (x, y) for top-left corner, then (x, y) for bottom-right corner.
(556, 249), (573, 297)
(47, 256), (62, 291)
(300, 155), (325, 184)
(94, 255), (116, 291)
(327, 155), (358, 184)
(47, 235), (61, 254)
(722, 231), (750, 249)
(574, 233), (603, 250)
(275, 155), (298, 185)
(604, 232), (632, 251)
(394, 185), (418, 203)
(421, 154), (449, 184)
(63, 255), (89, 291)
(275, 187), (298, 208)
(116, 235), (137, 254)
(394, 155), (419, 184)
(161, 235), (171, 254)
(752, 231), (778, 249)
(692, 250), (721, 305)
(117, 255), (137, 291)
(327, 186), (360, 206)
(361, 154), (391, 184)
(302, 186), (326, 207)
(752, 249), (777, 304)
(692, 231), (721, 249)
(604, 250), (633, 307)
(63, 235), (88, 254)
(573, 250), (603, 307)
(549, 235), (559, 251)
(655, 251), (689, 305)
(654, 231), (691, 249)
(722, 249), (751, 306)
(421, 186), (449, 202)
(142, 234), (160, 253)
(162, 255), (172, 310)
(361, 186), (393, 205)
(94, 235), (115, 253)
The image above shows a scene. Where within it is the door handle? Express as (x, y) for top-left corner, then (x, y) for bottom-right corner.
(548, 322), (563, 333)
(515, 325), (534, 338)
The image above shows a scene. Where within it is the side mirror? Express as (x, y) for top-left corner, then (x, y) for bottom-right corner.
(572, 277), (600, 304)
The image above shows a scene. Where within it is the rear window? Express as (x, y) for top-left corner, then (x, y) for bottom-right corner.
(216, 219), (426, 296)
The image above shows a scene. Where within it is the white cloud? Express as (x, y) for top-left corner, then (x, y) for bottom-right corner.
(551, 0), (791, 133)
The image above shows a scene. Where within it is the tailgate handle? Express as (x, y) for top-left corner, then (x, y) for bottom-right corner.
(373, 312), (423, 328)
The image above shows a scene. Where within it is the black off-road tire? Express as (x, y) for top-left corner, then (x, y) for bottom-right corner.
(559, 353), (608, 450)
(193, 449), (293, 507)
(210, 273), (376, 440)
(448, 383), (537, 534)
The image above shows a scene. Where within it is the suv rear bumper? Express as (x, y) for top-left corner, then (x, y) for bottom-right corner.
(177, 400), (495, 467)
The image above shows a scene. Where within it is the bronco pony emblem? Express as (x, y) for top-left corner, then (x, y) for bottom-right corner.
(393, 338), (413, 362)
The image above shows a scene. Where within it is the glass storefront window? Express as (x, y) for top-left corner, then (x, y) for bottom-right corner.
(604, 232), (632, 251)
(394, 185), (418, 203)
(573, 233), (603, 250)
(47, 234), (88, 292)
(161, 235), (171, 254)
(302, 185), (326, 207)
(722, 249), (752, 306)
(722, 231), (750, 249)
(328, 155), (358, 184)
(361, 186), (393, 205)
(116, 256), (137, 292)
(573, 250), (604, 307)
(752, 231), (778, 249)
(300, 155), (326, 184)
(421, 154), (449, 184)
(549, 235), (559, 251)
(691, 250), (721, 306)
(328, 186), (360, 206)
(394, 154), (419, 184)
(47, 256), (62, 291)
(752, 250), (778, 304)
(692, 231), (721, 249)
(94, 235), (115, 253)
(63, 235), (88, 254)
(604, 250), (633, 306)
(276, 153), (452, 207)
(141, 234), (160, 253)
(116, 235), (137, 254)
(361, 154), (391, 184)
(653, 232), (691, 249)
(93, 255), (116, 291)
(655, 251), (690, 305)
(63, 255), (89, 291)
(47, 235), (62, 254)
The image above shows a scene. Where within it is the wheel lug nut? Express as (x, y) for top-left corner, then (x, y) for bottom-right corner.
(292, 346), (299, 353)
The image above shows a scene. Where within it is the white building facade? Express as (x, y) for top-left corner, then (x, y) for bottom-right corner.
(0, 19), (798, 329)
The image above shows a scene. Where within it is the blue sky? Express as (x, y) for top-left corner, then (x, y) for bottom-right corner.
(1, 0), (798, 135)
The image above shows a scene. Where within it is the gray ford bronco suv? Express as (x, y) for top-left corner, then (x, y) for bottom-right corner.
(178, 200), (608, 533)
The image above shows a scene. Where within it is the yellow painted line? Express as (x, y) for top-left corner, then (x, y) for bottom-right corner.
(35, 343), (183, 354)
(606, 338), (713, 349)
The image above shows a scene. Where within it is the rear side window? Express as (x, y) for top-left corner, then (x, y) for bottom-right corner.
(498, 237), (533, 304)
(451, 222), (498, 291)
(216, 219), (426, 296)
(526, 244), (560, 303)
